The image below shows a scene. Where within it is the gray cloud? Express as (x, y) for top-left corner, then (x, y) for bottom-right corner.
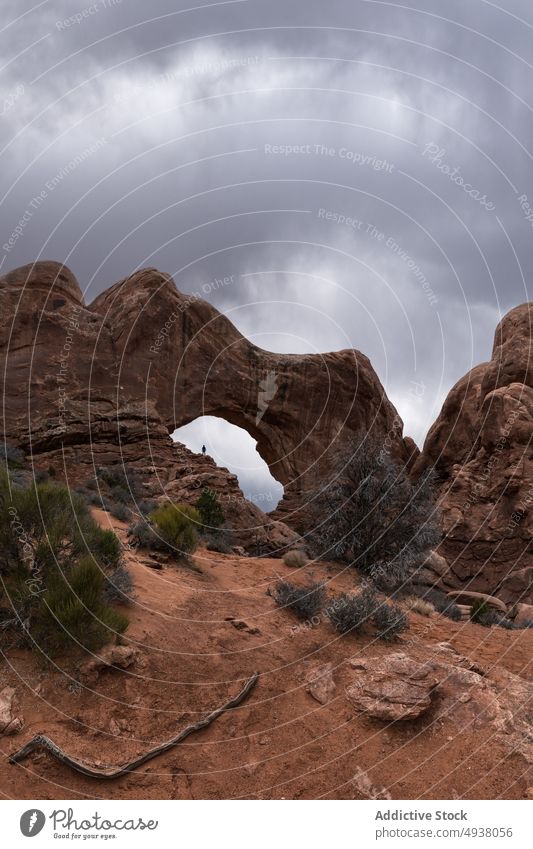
(2, 0), (532, 497)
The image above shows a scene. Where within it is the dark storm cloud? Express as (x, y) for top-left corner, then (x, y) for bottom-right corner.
(1, 0), (533, 475)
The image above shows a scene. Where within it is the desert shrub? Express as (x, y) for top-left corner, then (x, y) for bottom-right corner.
(283, 550), (308, 568)
(373, 601), (408, 641)
(474, 608), (522, 630)
(470, 599), (490, 623)
(137, 499), (156, 516)
(96, 465), (143, 501)
(204, 529), (233, 554)
(0, 473), (128, 656)
(109, 485), (131, 505)
(414, 587), (462, 621)
(327, 585), (377, 634)
(150, 503), (201, 554)
(195, 488), (224, 529)
(103, 562), (134, 604)
(271, 579), (325, 620)
(128, 520), (158, 550)
(0, 444), (25, 468)
(33, 557), (128, 655)
(405, 596), (435, 617)
(309, 436), (440, 590)
(109, 502), (131, 522)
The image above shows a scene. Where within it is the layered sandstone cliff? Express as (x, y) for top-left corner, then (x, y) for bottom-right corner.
(415, 304), (533, 603)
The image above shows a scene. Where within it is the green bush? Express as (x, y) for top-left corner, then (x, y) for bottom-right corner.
(470, 599), (489, 623)
(195, 488), (224, 529)
(150, 502), (201, 554)
(34, 557), (128, 655)
(0, 472), (128, 657)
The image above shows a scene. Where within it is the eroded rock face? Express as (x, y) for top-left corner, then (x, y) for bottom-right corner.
(415, 304), (533, 604)
(0, 687), (23, 736)
(0, 262), (409, 540)
(345, 653), (438, 721)
(428, 644), (533, 765)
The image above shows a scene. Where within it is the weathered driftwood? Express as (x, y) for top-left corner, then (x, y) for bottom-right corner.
(9, 672), (259, 779)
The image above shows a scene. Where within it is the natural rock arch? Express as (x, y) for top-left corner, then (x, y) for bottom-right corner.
(171, 414), (284, 510)
(0, 262), (411, 527)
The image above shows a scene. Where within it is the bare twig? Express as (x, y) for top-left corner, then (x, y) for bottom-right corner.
(9, 672), (259, 779)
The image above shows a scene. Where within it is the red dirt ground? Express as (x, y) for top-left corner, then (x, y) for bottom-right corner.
(1, 510), (531, 800)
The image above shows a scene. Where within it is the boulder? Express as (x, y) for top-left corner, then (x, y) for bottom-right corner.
(79, 645), (143, 682)
(0, 687), (23, 736)
(513, 602), (533, 627)
(345, 653), (438, 721)
(305, 663), (336, 705)
(447, 591), (507, 615)
(423, 550), (450, 578)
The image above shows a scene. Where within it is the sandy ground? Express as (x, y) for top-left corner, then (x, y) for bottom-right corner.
(0, 509), (531, 800)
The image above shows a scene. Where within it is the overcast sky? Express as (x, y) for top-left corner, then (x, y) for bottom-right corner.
(1, 0), (532, 503)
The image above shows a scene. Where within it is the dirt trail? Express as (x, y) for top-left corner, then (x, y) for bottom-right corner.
(1, 511), (531, 800)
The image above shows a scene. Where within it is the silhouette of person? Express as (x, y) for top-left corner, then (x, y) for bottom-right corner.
(202, 445), (206, 456)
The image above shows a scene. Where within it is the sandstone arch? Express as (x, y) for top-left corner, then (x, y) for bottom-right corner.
(0, 261), (410, 530)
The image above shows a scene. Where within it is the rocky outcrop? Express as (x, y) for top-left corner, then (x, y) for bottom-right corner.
(0, 687), (23, 736)
(428, 643), (533, 765)
(345, 653), (438, 721)
(415, 304), (533, 604)
(346, 646), (533, 766)
(0, 261), (410, 544)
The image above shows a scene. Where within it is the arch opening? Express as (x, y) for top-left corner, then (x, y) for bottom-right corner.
(171, 416), (284, 511)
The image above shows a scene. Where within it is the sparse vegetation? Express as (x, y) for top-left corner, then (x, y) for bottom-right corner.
(0, 471), (128, 657)
(412, 586), (462, 621)
(32, 556), (128, 655)
(327, 586), (377, 635)
(271, 579), (325, 620)
(472, 607), (532, 630)
(128, 519), (160, 550)
(372, 601), (408, 641)
(0, 443), (25, 468)
(137, 499), (156, 517)
(109, 502), (131, 522)
(405, 596), (435, 617)
(327, 585), (408, 640)
(130, 503), (201, 555)
(204, 530), (234, 554)
(309, 436), (440, 590)
(103, 562), (134, 604)
(283, 550), (308, 568)
(150, 502), (201, 554)
(196, 488), (224, 529)
(470, 599), (490, 623)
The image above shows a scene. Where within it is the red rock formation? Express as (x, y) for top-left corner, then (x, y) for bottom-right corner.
(1, 261), (410, 545)
(415, 303), (533, 603)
